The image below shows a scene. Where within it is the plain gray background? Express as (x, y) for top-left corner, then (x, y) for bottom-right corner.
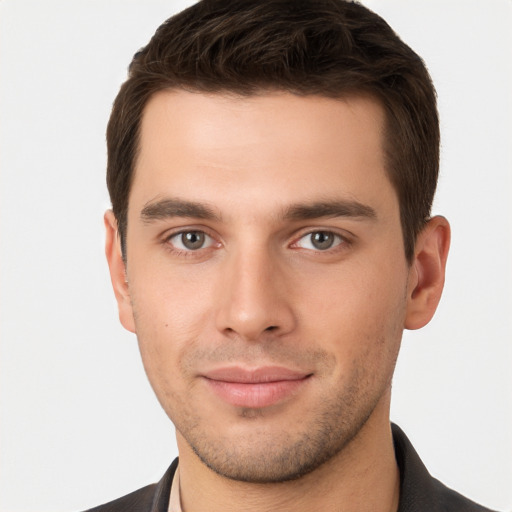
(1, 1), (511, 511)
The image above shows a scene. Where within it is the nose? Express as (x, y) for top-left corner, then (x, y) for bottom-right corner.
(215, 245), (297, 341)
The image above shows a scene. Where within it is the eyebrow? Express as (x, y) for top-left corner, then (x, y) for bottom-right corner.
(140, 197), (377, 223)
(283, 200), (377, 221)
(140, 198), (220, 222)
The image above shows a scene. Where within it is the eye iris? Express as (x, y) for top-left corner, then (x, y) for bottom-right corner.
(182, 231), (205, 250)
(311, 231), (334, 250)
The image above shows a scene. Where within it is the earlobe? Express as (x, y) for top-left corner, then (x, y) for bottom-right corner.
(404, 216), (451, 330)
(104, 210), (136, 333)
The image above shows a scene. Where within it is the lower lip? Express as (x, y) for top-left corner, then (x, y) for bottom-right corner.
(204, 377), (309, 408)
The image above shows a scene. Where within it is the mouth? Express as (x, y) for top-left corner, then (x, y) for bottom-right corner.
(201, 366), (313, 408)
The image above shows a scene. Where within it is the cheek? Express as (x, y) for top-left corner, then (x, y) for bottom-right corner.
(127, 267), (214, 396)
(295, 257), (407, 363)
(130, 261), (214, 336)
(131, 289), (202, 422)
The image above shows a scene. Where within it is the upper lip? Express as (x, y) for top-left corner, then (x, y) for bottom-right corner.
(202, 366), (311, 383)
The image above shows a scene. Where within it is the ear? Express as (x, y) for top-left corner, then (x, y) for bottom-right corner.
(405, 216), (451, 330)
(104, 210), (136, 333)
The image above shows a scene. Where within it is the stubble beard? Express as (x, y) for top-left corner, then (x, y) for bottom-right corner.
(133, 304), (403, 485)
(172, 366), (389, 484)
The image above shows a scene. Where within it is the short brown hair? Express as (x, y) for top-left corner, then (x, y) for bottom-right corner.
(107, 0), (439, 262)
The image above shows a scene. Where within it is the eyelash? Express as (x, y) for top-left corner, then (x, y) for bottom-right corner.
(291, 230), (348, 251)
(161, 228), (352, 257)
(162, 229), (219, 257)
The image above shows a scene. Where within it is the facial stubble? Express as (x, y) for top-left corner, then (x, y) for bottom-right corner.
(143, 338), (401, 485)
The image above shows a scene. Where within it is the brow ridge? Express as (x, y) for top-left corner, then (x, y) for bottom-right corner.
(140, 198), (219, 222)
(140, 197), (376, 224)
(283, 200), (377, 221)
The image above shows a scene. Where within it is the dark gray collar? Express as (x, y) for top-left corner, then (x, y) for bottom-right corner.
(392, 423), (496, 512)
(125, 424), (496, 512)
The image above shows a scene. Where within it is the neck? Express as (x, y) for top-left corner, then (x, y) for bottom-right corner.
(176, 397), (399, 512)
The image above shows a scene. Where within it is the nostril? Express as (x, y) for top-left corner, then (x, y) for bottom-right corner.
(265, 325), (278, 332)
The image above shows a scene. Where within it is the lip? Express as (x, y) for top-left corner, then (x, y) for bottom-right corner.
(202, 366), (312, 408)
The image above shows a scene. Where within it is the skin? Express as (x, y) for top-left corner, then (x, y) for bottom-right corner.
(105, 90), (450, 512)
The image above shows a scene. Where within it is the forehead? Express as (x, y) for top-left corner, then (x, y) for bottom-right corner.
(131, 90), (395, 219)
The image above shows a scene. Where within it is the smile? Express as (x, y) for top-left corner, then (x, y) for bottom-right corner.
(202, 366), (312, 408)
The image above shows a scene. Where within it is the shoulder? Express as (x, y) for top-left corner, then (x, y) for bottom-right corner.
(429, 477), (498, 512)
(81, 459), (178, 512)
(392, 424), (498, 512)
(83, 483), (157, 512)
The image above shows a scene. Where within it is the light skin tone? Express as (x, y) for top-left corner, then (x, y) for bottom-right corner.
(105, 90), (450, 512)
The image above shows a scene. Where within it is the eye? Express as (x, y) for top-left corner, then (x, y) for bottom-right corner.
(167, 230), (214, 251)
(294, 231), (344, 251)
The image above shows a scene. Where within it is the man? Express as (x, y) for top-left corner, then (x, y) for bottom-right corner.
(90, 1), (496, 510)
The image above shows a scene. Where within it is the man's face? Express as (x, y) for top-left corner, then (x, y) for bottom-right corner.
(117, 90), (415, 482)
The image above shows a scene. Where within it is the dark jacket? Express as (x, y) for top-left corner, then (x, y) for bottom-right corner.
(84, 424), (497, 511)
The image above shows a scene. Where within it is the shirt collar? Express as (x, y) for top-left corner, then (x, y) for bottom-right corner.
(168, 465), (182, 512)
